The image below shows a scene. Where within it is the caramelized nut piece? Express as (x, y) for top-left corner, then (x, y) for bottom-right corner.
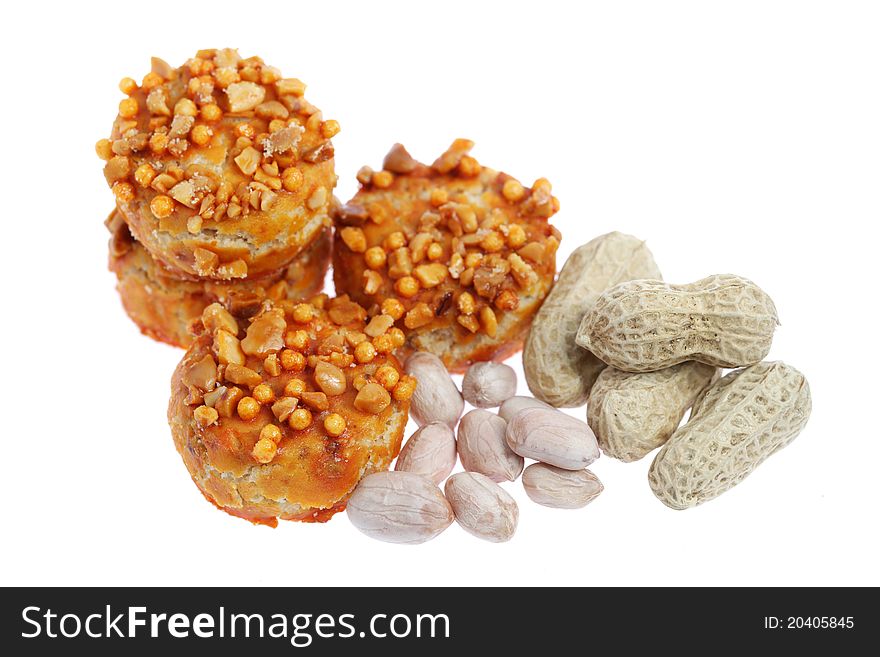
(271, 397), (299, 422)
(382, 143), (418, 173)
(203, 386), (227, 408)
(214, 330), (246, 366)
(300, 391), (329, 412)
(340, 227), (367, 253)
(354, 382), (392, 414)
(404, 303), (434, 329)
(215, 386), (245, 418)
(314, 360), (347, 396)
(202, 303), (238, 335)
(234, 146), (261, 176)
(413, 263), (448, 288)
(226, 81), (266, 112)
(387, 247), (413, 279)
(480, 307), (498, 338)
(365, 314), (395, 337)
(363, 270), (382, 295)
(224, 364), (262, 387)
(183, 354), (217, 391)
(241, 308), (286, 356)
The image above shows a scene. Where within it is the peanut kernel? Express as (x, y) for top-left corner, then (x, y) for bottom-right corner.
(340, 227), (367, 253)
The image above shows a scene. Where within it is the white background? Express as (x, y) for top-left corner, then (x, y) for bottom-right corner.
(2, 0), (878, 587)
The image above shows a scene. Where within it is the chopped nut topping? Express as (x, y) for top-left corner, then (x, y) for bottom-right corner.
(340, 227), (367, 253)
(226, 81), (266, 112)
(241, 308), (286, 356)
(224, 363), (262, 387)
(214, 386), (244, 418)
(354, 382), (392, 415)
(214, 329), (246, 366)
(271, 397), (299, 422)
(387, 247), (413, 279)
(314, 360), (347, 396)
(365, 314), (395, 337)
(480, 306), (498, 338)
(300, 391), (329, 412)
(413, 263), (448, 288)
(404, 303), (434, 329)
(363, 270), (383, 295)
(183, 354), (218, 391)
(382, 143), (418, 174)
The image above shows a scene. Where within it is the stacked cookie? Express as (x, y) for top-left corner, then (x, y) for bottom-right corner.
(98, 49), (337, 347)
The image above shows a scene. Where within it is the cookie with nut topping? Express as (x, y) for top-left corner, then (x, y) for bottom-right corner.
(333, 140), (560, 372)
(168, 296), (415, 526)
(97, 49), (338, 280)
(107, 210), (330, 348)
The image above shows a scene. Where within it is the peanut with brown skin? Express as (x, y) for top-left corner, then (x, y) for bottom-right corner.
(576, 274), (778, 373)
(523, 232), (662, 407)
(648, 361), (811, 510)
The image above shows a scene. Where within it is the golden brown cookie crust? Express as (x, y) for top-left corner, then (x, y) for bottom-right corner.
(97, 49), (338, 280)
(168, 297), (414, 526)
(333, 140), (561, 372)
(107, 210), (331, 348)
